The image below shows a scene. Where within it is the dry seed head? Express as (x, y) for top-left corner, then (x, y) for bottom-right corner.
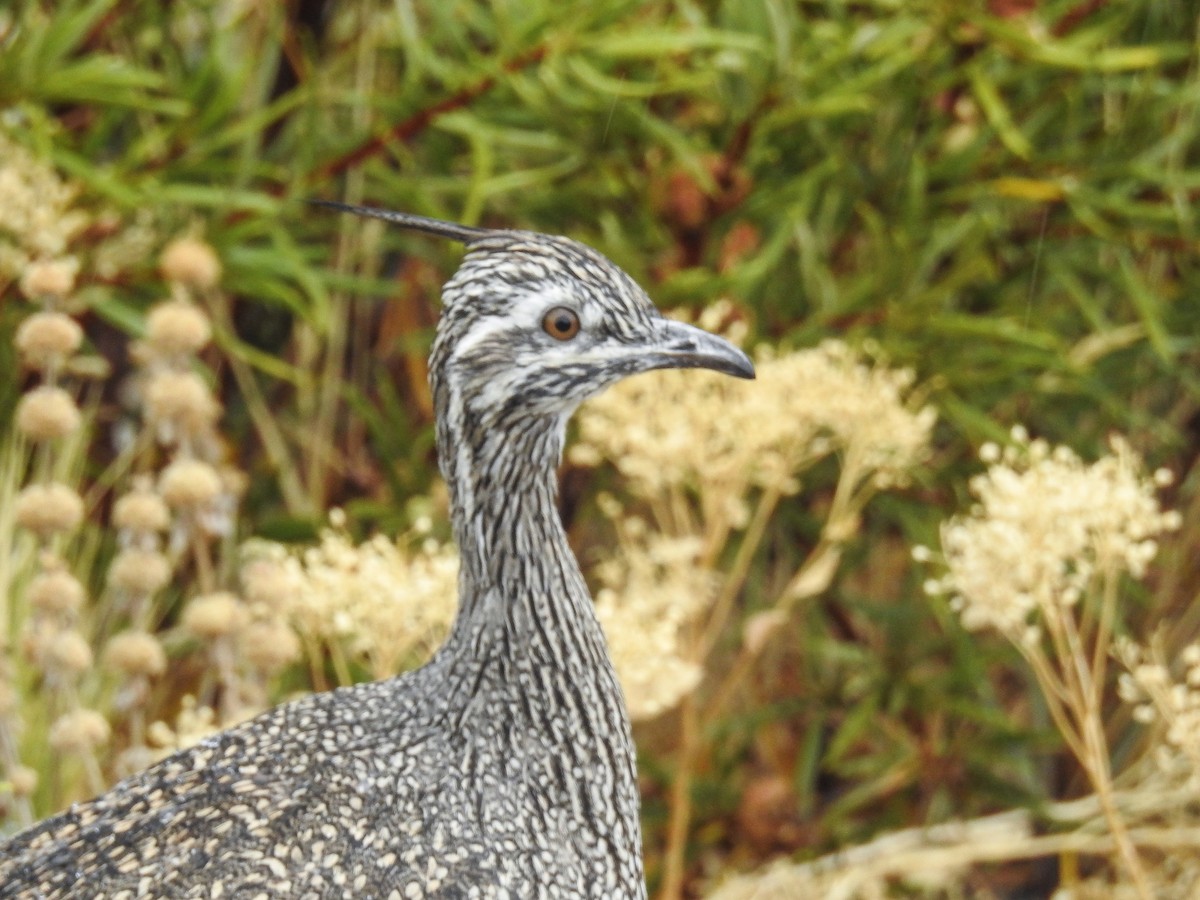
(594, 532), (714, 721)
(934, 435), (1179, 638)
(46, 629), (93, 676)
(240, 556), (298, 613)
(18, 258), (78, 300)
(241, 619), (301, 674)
(114, 745), (157, 779)
(112, 488), (170, 533)
(159, 458), (222, 509)
(26, 566), (86, 617)
(573, 334), (934, 501)
(15, 385), (81, 442)
(143, 369), (219, 436)
(107, 547), (171, 596)
(160, 237), (221, 289)
(147, 695), (219, 753)
(104, 630), (167, 678)
(182, 591), (248, 639)
(259, 523), (458, 678)
(14, 482), (84, 536)
(146, 299), (212, 356)
(48, 709), (110, 754)
(9, 765), (37, 798)
(15, 311), (83, 368)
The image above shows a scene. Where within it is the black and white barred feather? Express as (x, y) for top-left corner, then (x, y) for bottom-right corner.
(0, 204), (753, 900)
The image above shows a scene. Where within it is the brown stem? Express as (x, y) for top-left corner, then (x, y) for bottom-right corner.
(1080, 710), (1153, 899)
(659, 692), (700, 900)
(698, 487), (780, 660)
(311, 45), (549, 186)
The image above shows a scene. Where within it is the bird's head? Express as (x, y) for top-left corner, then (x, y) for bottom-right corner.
(314, 201), (754, 426)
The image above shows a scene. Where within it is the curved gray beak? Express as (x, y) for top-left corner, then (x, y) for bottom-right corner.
(648, 318), (755, 380)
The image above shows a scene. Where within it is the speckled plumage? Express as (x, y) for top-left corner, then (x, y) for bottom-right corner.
(0, 205), (754, 900)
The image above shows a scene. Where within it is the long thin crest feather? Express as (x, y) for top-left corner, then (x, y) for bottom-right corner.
(309, 199), (492, 244)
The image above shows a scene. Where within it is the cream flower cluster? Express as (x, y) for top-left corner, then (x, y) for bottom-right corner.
(928, 430), (1180, 642)
(1118, 640), (1200, 784)
(244, 518), (459, 680)
(0, 130), (89, 279)
(592, 516), (716, 721)
(572, 327), (934, 510)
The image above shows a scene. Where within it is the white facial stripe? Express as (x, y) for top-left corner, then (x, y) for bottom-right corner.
(449, 283), (592, 364)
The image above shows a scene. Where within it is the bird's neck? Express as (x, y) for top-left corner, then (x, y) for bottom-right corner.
(435, 395), (606, 671)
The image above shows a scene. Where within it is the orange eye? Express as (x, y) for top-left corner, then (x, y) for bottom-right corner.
(542, 306), (581, 341)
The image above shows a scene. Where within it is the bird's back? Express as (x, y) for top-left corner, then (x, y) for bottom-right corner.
(0, 647), (642, 899)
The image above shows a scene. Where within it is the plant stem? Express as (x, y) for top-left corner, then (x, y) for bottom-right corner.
(699, 486), (779, 659)
(660, 691), (700, 900)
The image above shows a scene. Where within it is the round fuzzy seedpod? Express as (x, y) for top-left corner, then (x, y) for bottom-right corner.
(108, 548), (172, 596)
(160, 237), (221, 290)
(143, 370), (219, 436)
(46, 629), (93, 677)
(9, 765), (37, 798)
(112, 489), (170, 534)
(48, 709), (110, 754)
(26, 567), (86, 617)
(16, 386), (81, 441)
(115, 745), (156, 779)
(182, 591), (248, 640)
(19, 258), (78, 300)
(241, 558), (296, 614)
(146, 299), (212, 356)
(158, 459), (222, 509)
(15, 311), (83, 369)
(104, 630), (167, 678)
(241, 620), (301, 674)
(14, 483), (84, 536)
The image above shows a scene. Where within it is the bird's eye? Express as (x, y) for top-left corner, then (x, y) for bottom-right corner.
(542, 306), (581, 341)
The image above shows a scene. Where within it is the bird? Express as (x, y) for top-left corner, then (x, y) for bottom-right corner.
(0, 202), (755, 899)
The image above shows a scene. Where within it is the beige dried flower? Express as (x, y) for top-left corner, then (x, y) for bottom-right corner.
(15, 385), (81, 441)
(1117, 639), (1200, 784)
(142, 369), (219, 437)
(594, 531), (715, 721)
(182, 591), (249, 640)
(14, 482), (84, 536)
(48, 709), (110, 754)
(147, 695), (218, 754)
(158, 458), (222, 509)
(46, 629), (93, 677)
(160, 237), (221, 289)
(114, 746), (157, 780)
(18, 257), (78, 300)
(107, 547), (171, 596)
(243, 521), (458, 679)
(26, 566), (86, 617)
(146, 299), (212, 356)
(929, 433), (1179, 641)
(240, 556), (300, 615)
(112, 488), (171, 534)
(0, 131), (89, 270)
(15, 310), (83, 368)
(104, 630), (167, 678)
(9, 765), (37, 798)
(241, 620), (301, 674)
(573, 333), (934, 504)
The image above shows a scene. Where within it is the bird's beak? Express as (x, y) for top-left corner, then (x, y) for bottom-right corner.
(648, 318), (756, 380)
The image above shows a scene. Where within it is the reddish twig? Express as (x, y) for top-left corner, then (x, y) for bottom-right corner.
(311, 45), (548, 185)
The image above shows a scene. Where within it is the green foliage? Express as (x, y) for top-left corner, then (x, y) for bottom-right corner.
(1, 0), (1198, 894)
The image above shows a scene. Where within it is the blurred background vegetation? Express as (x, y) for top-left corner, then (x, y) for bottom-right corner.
(1, 0), (1199, 896)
